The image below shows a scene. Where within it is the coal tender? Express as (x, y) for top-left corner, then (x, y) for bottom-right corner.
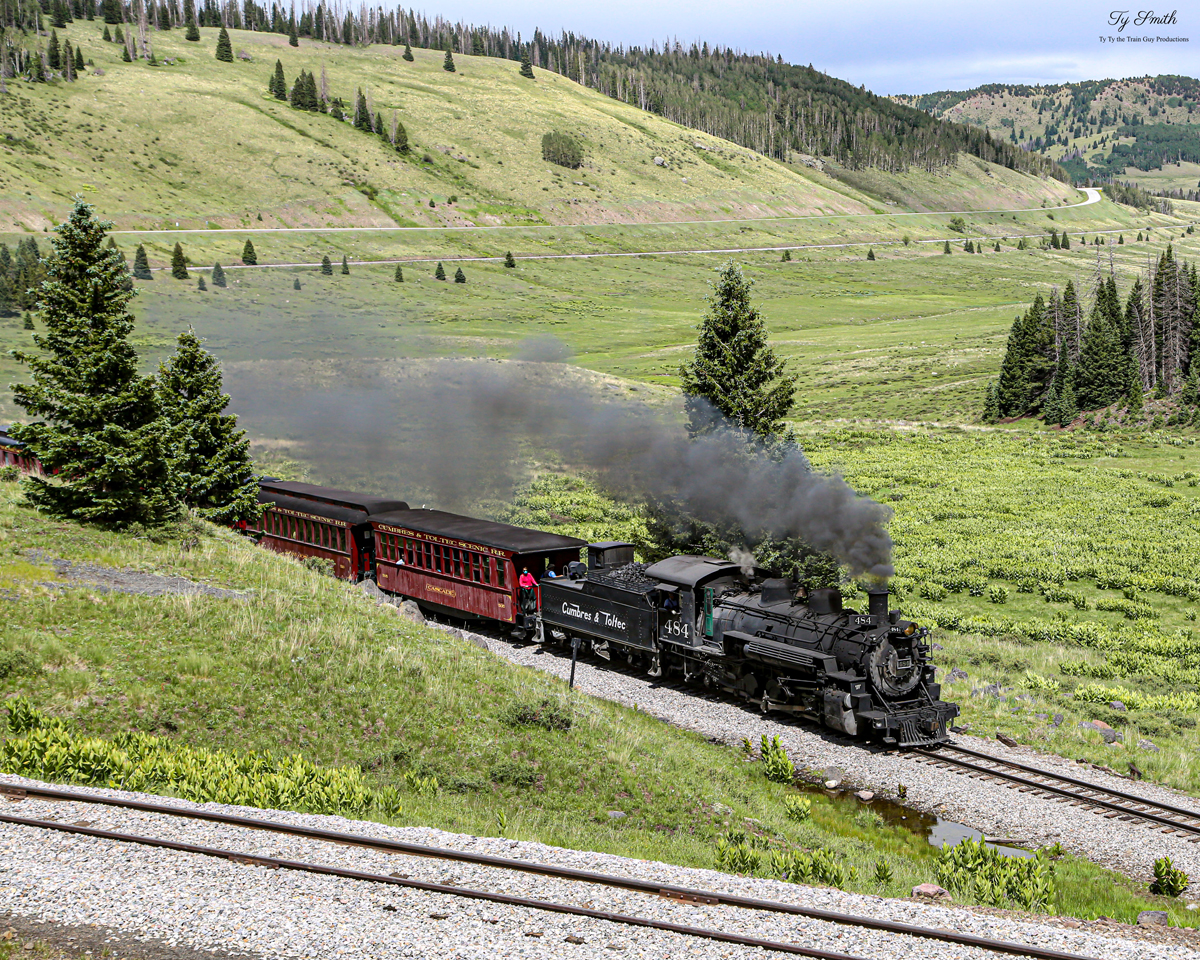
(538, 543), (957, 747)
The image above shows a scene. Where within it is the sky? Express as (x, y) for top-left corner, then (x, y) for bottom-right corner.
(439, 0), (1197, 94)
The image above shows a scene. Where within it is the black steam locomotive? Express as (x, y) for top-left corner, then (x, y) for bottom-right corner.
(539, 543), (957, 748)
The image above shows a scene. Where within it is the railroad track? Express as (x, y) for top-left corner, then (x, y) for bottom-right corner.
(0, 778), (1104, 960)
(913, 742), (1200, 841)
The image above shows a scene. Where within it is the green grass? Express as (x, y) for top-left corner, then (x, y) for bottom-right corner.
(0, 477), (1194, 924)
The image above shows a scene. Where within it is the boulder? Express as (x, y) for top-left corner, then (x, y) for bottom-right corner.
(1051, 714), (1064, 727)
(854, 790), (875, 802)
(653, 156), (667, 166)
(358, 579), (387, 601)
(824, 780), (841, 790)
(1108, 701), (1127, 712)
(983, 682), (1003, 698)
(823, 765), (844, 782)
(1137, 739), (1160, 752)
(607, 810), (626, 820)
(1079, 720), (1122, 744)
(912, 883), (951, 900)
(398, 600), (425, 623)
(1137, 910), (1169, 926)
(946, 667), (968, 682)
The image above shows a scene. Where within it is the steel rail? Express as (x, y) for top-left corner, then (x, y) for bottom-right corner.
(937, 744), (1200, 823)
(0, 780), (1101, 960)
(913, 747), (1200, 837)
(0, 811), (861, 960)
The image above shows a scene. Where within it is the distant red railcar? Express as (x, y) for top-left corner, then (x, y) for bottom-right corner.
(255, 480), (408, 580)
(0, 426), (41, 475)
(369, 508), (585, 633)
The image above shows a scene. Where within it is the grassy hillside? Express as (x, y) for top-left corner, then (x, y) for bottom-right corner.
(0, 25), (1083, 232)
(894, 77), (1200, 189)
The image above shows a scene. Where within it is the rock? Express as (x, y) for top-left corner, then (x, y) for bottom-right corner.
(605, 939), (629, 951)
(823, 765), (844, 782)
(1036, 713), (1049, 720)
(398, 600), (425, 623)
(712, 802), (733, 816)
(1016, 693), (1033, 702)
(462, 631), (491, 652)
(1061, 919), (1081, 928)
(1080, 720), (1122, 743)
(652, 156), (667, 166)
(565, 935), (586, 944)
(947, 667), (968, 682)
(983, 682), (1003, 698)
(607, 810), (626, 820)
(996, 733), (1019, 748)
(1052, 714), (1064, 727)
(932, 643), (944, 650)
(523, 929), (544, 937)
(912, 883), (951, 900)
(1138, 739), (1160, 752)
(1109, 700), (1127, 711)
(854, 790), (875, 802)
(358, 579), (387, 600)
(824, 780), (841, 790)
(1137, 910), (1169, 926)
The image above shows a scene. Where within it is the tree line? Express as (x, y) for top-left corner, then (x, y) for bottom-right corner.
(987, 245), (1200, 425)
(10, 200), (258, 527)
(1, 0), (1064, 179)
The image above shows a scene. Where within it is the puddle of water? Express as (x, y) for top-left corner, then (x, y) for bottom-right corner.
(797, 782), (1035, 858)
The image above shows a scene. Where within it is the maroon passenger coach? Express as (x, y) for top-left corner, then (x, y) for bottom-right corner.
(255, 480), (408, 581)
(369, 509), (585, 633)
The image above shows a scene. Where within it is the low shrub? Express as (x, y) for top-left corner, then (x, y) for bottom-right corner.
(505, 698), (572, 731)
(759, 735), (794, 784)
(935, 838), (1055, 911)
(1150, 856), (1190, 897)
(784, 795), (811, 822)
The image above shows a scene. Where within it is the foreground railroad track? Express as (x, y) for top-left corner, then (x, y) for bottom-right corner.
(0, 778), (1104, 960)
(913, 743), (1200, 841)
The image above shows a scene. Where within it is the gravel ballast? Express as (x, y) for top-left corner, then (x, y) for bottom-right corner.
(2, 777), (1198, 960)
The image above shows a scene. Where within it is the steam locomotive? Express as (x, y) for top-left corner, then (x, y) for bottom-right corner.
(253, 481), (957, 748)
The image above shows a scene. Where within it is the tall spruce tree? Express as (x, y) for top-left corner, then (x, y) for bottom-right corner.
(11, 200), (176, 525)
(321, 254), (333, 275)
(352, 88), (370, 130)
(241, 239), (257, 265)
(994, 295), (1054, 417)
(402, 40), (414, 61)
(132, 243), (152, 280)
(942, 240), (951, 254)
(519, 51), (534, 79)
(340, 255), (349, 274)
(434, 261), (446, 280)
(170, 242), (188, 279)
(73, 45), (84, 72)
(211, 262), (226, 287)
(185, 19), (200, 40)
(47, 31), (61, 71)
(503, 250), (516, 268)
(271, 59), (286, 99)
(677, 261), (797, 441)
(443, 46), (455, 71)
(157, 330), (259, 523)
(215, 26), (233, 62)
(393, 119), (409, 152)
(453, 266), (466, 283)
(287, 14), (298, 46)
(393, 264), (403, 282)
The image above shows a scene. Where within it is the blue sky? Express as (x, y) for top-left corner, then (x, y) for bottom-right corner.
(443, 0), (1196, 94)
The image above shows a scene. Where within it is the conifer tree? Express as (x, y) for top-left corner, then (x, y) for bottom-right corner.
(211, 262), (226, 287)
(157, 329), (259, 523)
(120, 42), (131, 64)
(288, 15), (298, 46)
(1061, 232), (1070, 249)
(503, 251), (516, 268)
(114, 25), (124, 43)
(241, 239), (257, 265)
(678, 261), (796, 441)
(943, 240), (951, 254)
(393, 264), (403, 281)
(329, 98), (345, 121)
(376, 111), (387, 144)
(454, 266), (466, 283)
(443, 46), (455, 72)
(341, 254), (349, 274)
(74, 45), (84, 72)
(434, 262), (446, 280)
(1058, 373), (1078, 426)
(1050, 230), (1060, 249)
(780, 249), (791, 262)
(271, 59), (286, 99)
(23, 312), (34, 330)
(866, 248), (875, 260)
(982, 379), (999, 422)
(1184, 368), (1200, 406)
(47, 31), (61, 71)
(994, 242), (1001, 252)
(215, 26), (233, 62)
(171, 242), (188, 279)
(303, 71), (319, 111)
(994, 295), (1055, 417)
(393, 119), (408, 153)
(132, 244), (152, 280)
(293, 277), (301, 290)
(321, 255), (333, 275)
(1041, 379), (1061, 426)
(1137, 232), (1143, 241)
(353, 89), (370, 130)
(185, 19), (200, 40)
(1118, 235), (1124, 244)
(519, 51), (534, 79)
(12, 200), (176, 526)
(402, 40), (414, 61)
(197, 276), (207, 291)
(103, 24), (111, 41)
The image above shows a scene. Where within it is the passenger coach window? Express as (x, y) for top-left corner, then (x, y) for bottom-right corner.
(482, 556), (491, 584)
(497, 561), (506, 587)
(405, 539), (414, 565)
(453, 549), (463, 578)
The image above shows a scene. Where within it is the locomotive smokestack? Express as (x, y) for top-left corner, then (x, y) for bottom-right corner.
(867, 587), (889, 618)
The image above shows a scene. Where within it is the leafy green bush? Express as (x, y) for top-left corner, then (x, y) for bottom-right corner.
(784, 795), (811, 821)
(715, 837), (761, 874)
(0, 651), (40, 679)
(541, 131), (583, 169)
(1150, 856), (1190, 897)
(770, 847), (854, 887)
(490, 758), (538, 787)
(873, 859), (894, 884)
(759, 735), (794, 784)
(0, 466), (19, 483)
(1, 699), (398, 819)
(935, 838), (1055, 911)
(987, 584), (1009, 604)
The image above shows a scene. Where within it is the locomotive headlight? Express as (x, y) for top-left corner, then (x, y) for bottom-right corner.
(904, 623), (915, 636)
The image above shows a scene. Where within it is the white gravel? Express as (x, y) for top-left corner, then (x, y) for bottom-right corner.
(2, 776), (1197, 960)
(482, 637), (1200, 893)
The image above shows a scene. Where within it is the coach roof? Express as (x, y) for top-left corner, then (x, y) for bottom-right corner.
(370, 508), (586, 554)
(258, 480), (407, 516)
